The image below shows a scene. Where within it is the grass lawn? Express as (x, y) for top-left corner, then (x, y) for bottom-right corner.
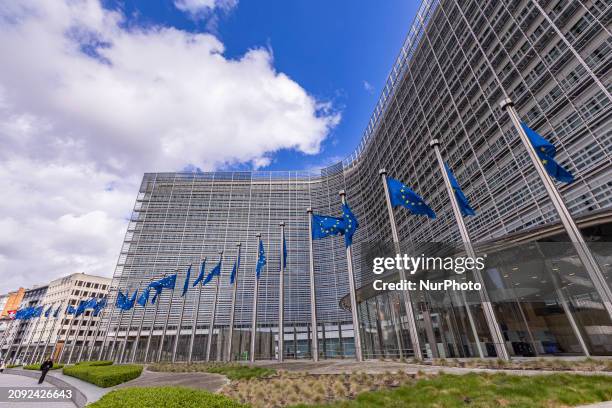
(149, 362), (276, 380)
(63, 363), (143, 387)
(292, 373), (612, 408)
(88, 386), (245, 408)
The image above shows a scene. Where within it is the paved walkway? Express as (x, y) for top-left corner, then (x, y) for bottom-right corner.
(47, 370), (112, 403)
(0, 373), (75, 408)
(116, 368), (228, 392)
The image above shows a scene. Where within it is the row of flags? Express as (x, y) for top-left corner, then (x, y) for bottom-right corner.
(13, 297), (107, 321)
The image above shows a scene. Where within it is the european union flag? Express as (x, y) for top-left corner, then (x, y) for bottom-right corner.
(150, 274), (177, 304)
(116, 290), (127, 308)
(181, 264), (192, 297)
(93, 298), (107, 316)
(203, 259), (222, 286)
(66, 305), (76, 315)
(282, 234), (287, 268)
(256, 239), (266, 279)
(44, 306), (52, 318)
(386, 177), (436, 219)
(230, 248), (240, 285)
(137, 287), (151, 307)
(445, 164), (476, 217)
(521, 122), (574, 183)
(311, 214), (344, 240)
(193, 259), (207, 287)
(341, 203), (359, 247)
(53, 306), (61, 318)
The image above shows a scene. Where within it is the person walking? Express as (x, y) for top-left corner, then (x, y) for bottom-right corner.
(38, 358), (53, 384)
(0, 360), (5, 373)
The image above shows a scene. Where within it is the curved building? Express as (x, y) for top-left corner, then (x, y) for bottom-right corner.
(89, 0), (611, 362)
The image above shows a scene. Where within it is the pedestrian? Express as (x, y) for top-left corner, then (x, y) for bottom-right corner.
(0, 360), (5, 373)
(38, 358), (53, 384)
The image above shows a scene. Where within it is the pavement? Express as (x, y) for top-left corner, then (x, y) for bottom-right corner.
(0, 373), (76, 408)
(115, 367), (228, 392)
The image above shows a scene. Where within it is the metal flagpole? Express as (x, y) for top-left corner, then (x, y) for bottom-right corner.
(97, 289), (120, 361)
(206, 251), (223, 362)
(278, 222), (285, 362)
(501, 98), (612, 320)
(87, 298), (107, 362)
(21, 310), (44, 365)
(430, 139), (509, 360)
(40, 300), (67, 362)
(28, 304), (55, 364)
(0, 319), (16, 360)
(157, 271), (179, 362)
(129, 277), (156, 363)
(6, 320), (22, 364)
(143, 278), (165, 363)
(57, 306), (77, 363)
(306, 208), (319, 362)
(172, 268), (191, 363)
(338, 191), (364, 362)
(66, 311), (87, 364)
(118, 284), (143, 363)
(379, 169), (422, 360)
(77, 307), (97, 363)
(187, 258), (206, 363)
(250, 234), (261, 363)
(226, 244), (241, 362)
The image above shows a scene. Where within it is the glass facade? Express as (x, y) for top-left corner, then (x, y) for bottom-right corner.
(97, 0), (611, 361)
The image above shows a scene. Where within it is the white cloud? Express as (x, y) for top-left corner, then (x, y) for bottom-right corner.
(174, 0), (238, 17)
(363, 80), (374, 93)
(0, 0), (340, 293)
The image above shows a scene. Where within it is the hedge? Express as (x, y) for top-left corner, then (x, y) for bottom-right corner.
(24, 363), (64, 371)
(62, 364), (142, 387)
(74, 360), (113, 366)
(88, 387), (245, 408)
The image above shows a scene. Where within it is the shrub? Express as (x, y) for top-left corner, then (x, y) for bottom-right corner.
(88, 387), (245, 408)
(6, 364), (21, 368)
(63, 364), (142, 387)
(149, 362), (276, 380)
(75, 360), (113, 366)
(24, 363), (64, 371)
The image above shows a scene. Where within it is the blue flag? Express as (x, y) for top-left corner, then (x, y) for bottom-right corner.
(311, 214), (345, 240)
(386, 177), (436, 219)
(181, 264), (192, 297)
(53, 306), (61, 318)
(230, 247), (240, 285)
(150, 274), (177, 304)
(116, 290), (127, 308)
(521, 122), (574, 183)
(445, 164), (476, 217)
(93, 298), (107, 316)
(137, 287), (151, 307)
(282, 234), (287, 268)
(33, 306), (44, 318)
(256, 239), (266, 279)
(44, 306), (52, 318)
(341, 203), (359, 247)
(203, 258), (222, 286)
(66, 305), (76, 315)
(193, 259), (207, 287)
(126, 290), (138, 310)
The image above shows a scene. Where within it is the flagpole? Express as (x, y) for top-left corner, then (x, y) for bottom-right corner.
(277, 222), (286, 362)
(206, 251), (223, 362)
(378, 169), (423, 360)
(66, 308), (89, 364)
(129, 278), (153, 363)
(40, 300), (67, 362)
(0, 319), (16, 360)
(188, 257), (206, 363)
(6, 319), (22, 364)
(157, 270), (179, 362)
(108, 305), (127, 362)
(144, 274), (167, 363)
(172, 268), (191, 363)
(226, 244), (241, 362)
(77, 308), (97, 363)
(500, 98), (612, 319)
(117, 283), (142, 363)
(250, 234), (261, 363)
(21, 309), (44, 365)
(306, 208), (319, 362)
(430, 139), (509, 360)
(338, 191), (364, 362)
(87, 297), (109, 362)
(28, 304), (55, 364)
(97, 288), (121, 361)
(57, 307), (77, 363)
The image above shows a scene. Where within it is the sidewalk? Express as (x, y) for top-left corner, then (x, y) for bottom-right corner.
(47, 370), (113, 404)
(0, 372), (75, 408)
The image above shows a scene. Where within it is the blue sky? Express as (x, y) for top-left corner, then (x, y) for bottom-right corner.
(104, 0), (419, 171)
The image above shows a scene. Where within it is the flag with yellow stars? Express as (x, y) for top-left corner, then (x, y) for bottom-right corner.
(445, 164), (476, 217)
(311, 214), (345, 241)
(521, 122), (574, 183)
(341, 202), (359, 247)
(387, 177), (436, 219)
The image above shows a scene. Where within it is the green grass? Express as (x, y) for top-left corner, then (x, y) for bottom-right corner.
(88, 386), (245, 408)
(74, 360), (113, 366)
(292, 373), (612, 408)
(24, 363), (64, 370)
(149, 362), (276, 380)
(6, 364), (21, 368)
(63, 364), (142, 387)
